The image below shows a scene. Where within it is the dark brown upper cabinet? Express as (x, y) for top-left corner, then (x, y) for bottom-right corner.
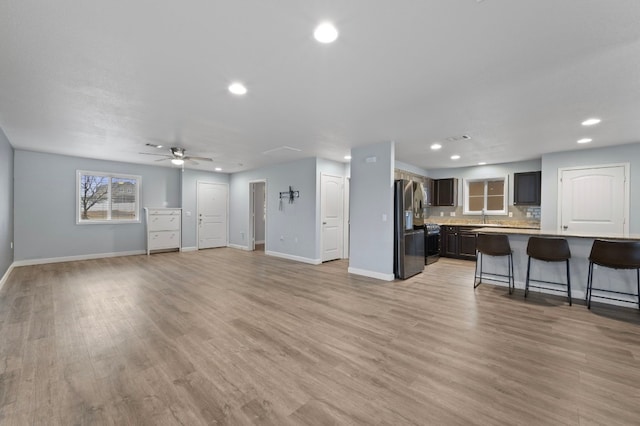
(424, 178), (435, 206)
(513, 171), (541, 206)
(434, 178), (458, 206)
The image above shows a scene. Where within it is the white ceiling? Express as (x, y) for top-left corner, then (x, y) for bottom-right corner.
(1, 1), (640, 173)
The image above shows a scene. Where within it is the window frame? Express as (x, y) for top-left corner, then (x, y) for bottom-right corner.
(76, 170), (142, 224)
(463, 176), (508, 215)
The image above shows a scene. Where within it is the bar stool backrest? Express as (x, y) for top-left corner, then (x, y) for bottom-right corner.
(589, 239), (640, 269)
(476, 234), (511, 256)
(527, 237), (571, 262)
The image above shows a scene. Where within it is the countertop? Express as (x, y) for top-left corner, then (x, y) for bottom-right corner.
(430, 220), (540, 230)
(473, 226), (640, 241)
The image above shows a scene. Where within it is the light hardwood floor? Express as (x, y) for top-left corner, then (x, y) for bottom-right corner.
(1, 249), (639, 425)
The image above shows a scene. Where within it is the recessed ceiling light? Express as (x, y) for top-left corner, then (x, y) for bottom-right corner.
(171, 158), (184, 165)
(451, 155), (461, 160)
(314, 22), (339, 43)
(228, 82), (247, 95)
(430, 143), (442, 150)
(344, 155), (352, 160)
(478, 162), (487, 165)
(581, 118), (601, 126)
(577, 138), (592, 144)
(215, 167), (222, 171)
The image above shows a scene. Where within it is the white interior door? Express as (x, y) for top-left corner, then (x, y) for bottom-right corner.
(321, 174), (344, 262)
(559, 165), (627, 235)
(197, 182), (228, 249)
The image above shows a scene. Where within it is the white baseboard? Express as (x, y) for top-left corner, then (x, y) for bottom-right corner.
(255, 240), (265, 244)
(347, 267), (395, 281)
(265, 250), (322, 265)
(181, 246), (198, 252)
(0, 262), (16, 290)
(12, 250), (146, 267)
(228, 244), (250, 251)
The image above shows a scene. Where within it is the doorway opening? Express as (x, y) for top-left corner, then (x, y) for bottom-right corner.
(249, 180), (267, 251)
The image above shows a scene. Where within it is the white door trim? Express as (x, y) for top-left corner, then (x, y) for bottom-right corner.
(248, 179), (267, 251)
(196, 181), (229, 249)
(556, 162), (629, 235)
(343, 177), (350, 259)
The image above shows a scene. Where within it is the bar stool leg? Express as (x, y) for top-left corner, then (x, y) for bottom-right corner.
(566, 259), (572, 306)
(587, 262), (593, 309)
(508, 253), (514, 295)
(525, 256), (531, 298)
(473, 252), (480, 288)
(636, 268), (639, 311)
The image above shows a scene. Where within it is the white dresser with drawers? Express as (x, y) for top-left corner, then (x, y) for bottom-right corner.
(144, 207), (182, 255)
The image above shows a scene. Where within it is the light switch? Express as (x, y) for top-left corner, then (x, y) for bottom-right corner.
(382, 214), (387, 222)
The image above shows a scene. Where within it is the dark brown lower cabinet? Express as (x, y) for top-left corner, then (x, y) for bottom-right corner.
(440, 226), (478, 261)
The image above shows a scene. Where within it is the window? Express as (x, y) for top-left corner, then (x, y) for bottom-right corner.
(463, 176), (508, 215)
(77, 171), (141, 224)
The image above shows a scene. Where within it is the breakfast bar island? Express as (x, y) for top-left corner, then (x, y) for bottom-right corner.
(472, 227), (640, 308)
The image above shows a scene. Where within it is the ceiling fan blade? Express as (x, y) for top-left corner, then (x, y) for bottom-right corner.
(139, 152), (172, 157)
(184, 156), (213, 162)
(186, 159), (199, 165)
(155, 158), (170, 162)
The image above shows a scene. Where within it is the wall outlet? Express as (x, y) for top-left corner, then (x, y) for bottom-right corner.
(240, 232), (245, 240)
(185, 211), (192, 217)
(508, 212), (513, 218)
(526, 212), (532, 218)
(440, 211), (444, 217)
(450, 212), (455, 217)
(280, 235), (284, 241)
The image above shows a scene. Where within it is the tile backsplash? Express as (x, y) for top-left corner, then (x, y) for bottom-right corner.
(427, 205), (541, 227)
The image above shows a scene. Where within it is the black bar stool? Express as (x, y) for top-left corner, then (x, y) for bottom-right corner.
(524, 237), (572, 305)
(474, 233), (514, 294)
(586, 239), (640, 310)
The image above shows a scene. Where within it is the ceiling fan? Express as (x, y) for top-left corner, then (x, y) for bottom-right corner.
(140, 143), (213, 166)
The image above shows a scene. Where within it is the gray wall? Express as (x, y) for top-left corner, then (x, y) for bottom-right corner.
(14, 150), (181, 261)
(395, 160), (429, 177)
(348, 141), (395, 279)
(427, 159), (542, 206)
(229, 157), (318, 261)
(0, 129), (13, 278)
(541, 142), (640, 233)
(180, 169), (229, 249)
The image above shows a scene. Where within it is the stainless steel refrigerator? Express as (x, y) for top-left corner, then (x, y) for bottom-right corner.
(394, 180), (425, 279)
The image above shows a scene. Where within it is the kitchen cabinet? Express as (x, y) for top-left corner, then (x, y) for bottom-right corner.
(513, 171), (541, 206)
(434, 178), (458, 206)
(440, 225), (478, 260)
(424, 178), (435, 206)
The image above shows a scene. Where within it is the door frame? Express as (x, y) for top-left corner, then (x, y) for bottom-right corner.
(556, 162), (629, 235)
(196, 181), (230, 249)
(248, 179), (267, 251)
(320, 173), (345, 262)
(343, 177), (350, 259)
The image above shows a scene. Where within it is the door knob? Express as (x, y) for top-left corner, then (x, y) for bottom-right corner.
(323, 222), (327, 225)
(563, 225), (568, 230)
